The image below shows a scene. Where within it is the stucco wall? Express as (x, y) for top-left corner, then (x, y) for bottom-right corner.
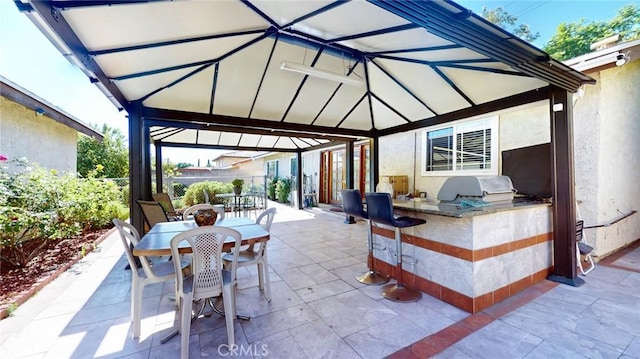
(576, 60), (640, 256)
(0, 97), (78, 173)
(381, 103), (551, 201)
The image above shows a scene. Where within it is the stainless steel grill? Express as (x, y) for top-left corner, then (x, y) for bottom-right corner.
(437, 176), (516, 203)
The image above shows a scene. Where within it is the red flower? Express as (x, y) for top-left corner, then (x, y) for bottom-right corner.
(0, 155), (7, 161)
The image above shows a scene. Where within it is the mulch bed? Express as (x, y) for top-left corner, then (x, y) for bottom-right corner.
(0, 228), (112, 319)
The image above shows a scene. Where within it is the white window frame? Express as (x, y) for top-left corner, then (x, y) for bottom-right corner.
(421, 116), (499, 176)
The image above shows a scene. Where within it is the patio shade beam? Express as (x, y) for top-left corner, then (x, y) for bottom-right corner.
(25, 1), (130, 111)
(328, 23), (420, 43)
(148, 122), (357, 143)
(249, 33), (280, 118)
(372, 54), (495, 67)
(435, 63), (531, 77)
(378, 86), (550, 136)
(370, 0), (592, 92)
(50, 1), (159, 9)
(370, 92), (411, 123)
(112, 31), (273, 81)
(158, 142), (304, 153)
(142, 107), (373, 138)
(209, 63), (219, 114)
(278, 0), (351, 30)
(369, 59), (438, 115)
(150, 127), (184, 140)
(89, 29), (267, 56)
(363, 60), (375, 130)
(368, 44), (463, 56)
(431, 66), (475, 106)
(336, 94), (368, 129)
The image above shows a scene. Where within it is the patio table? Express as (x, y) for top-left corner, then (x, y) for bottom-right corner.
(133, 217), (269, 257)
(133, 217), (269, 342)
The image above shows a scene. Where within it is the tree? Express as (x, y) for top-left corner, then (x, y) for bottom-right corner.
(481, 6), (540, 43)
(77, 124), (128, 178)
(543, 4), (640, 60)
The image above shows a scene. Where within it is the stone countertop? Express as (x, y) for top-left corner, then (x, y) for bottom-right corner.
(391, 197), (551, 218)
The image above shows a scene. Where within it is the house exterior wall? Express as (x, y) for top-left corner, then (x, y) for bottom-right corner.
(381, 102), (552, 201)
(0, 96), (77, 173)
(575, 60), (640, 256)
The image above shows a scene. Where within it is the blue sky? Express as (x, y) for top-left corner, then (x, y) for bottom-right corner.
(1, 1), (636, 164)
(457, 1), (636, 48)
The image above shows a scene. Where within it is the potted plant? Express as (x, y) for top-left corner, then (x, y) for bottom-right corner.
(231, 178), (244, 195)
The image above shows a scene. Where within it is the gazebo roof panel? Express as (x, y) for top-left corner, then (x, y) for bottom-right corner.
(61, 1), (268, 51)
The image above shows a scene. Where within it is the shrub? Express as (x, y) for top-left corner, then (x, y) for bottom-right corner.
(275, 178), (291, 203)
(0, 159), (129, 268)
(182, 181), (232, 206)
(267, 177), (278, 200)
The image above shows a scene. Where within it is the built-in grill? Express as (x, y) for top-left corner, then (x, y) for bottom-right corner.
(437, 176), (516, 203)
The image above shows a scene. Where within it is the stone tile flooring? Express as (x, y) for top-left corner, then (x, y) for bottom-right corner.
(1, 201), (638, 358)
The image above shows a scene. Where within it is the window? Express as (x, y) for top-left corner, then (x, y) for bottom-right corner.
(266, 160), (278, 179)
(421, 117), (498, 176)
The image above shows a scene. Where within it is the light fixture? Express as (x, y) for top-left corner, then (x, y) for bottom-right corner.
(280, 61), (364, 87)
(615, 53), (630, 66)
(35, 108), (45, 116)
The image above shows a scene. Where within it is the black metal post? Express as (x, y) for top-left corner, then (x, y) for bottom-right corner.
(296, 151), (303, 209)
(155, 140), (163, 194)
(547, 86), (583, 287)
(344, 140), (356, 223)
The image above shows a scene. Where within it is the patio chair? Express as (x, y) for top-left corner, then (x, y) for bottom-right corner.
(170, 226), (242, 359)
(152, 192), (182, 221)
(222, 207), (276, 301)
(112, 219), (190, 339)
(181, 203), (225, 221)
(136, 200), (169, 233)
(576, 220), (596, 275)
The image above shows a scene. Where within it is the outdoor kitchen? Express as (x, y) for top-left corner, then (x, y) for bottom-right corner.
(370, 175), (553, 313)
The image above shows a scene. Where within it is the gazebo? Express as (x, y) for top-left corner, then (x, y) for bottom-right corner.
(17, 0), (594, 285)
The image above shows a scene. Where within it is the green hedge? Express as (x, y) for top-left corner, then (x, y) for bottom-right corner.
(0, 160), (129, 268)
(182, 181), (233, 207)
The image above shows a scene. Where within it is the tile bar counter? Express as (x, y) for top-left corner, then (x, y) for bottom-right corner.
(370, 198), (553, 313)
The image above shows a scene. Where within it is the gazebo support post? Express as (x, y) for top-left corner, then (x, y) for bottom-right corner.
(344, 140), (356, 224)
(548, 86), (584, 287)
(155, 140), (163, 195)
(128, 102), (149, 235)
(296, 150), (303, 209)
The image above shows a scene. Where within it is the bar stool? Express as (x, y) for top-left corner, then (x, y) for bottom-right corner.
(365, 192), (425, 302)
(341, 190), (390, 285)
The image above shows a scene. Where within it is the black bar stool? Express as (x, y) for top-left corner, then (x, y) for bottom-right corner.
(365, 192), (426, 302)
(341, 190), (390, 285)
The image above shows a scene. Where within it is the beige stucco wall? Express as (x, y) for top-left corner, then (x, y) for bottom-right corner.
(0, 97), (78, 173)
(381, 102), (551, 201)
(575, 60), (640, 257)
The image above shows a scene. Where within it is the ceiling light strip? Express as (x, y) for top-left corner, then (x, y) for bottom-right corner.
(280, 61), (364, 87)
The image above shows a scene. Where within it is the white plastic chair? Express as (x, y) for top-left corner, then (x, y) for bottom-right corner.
(181, 203), (225, 221)
(170, 226), (242, 359)
(222, 207), (276, 301)
(112, 219), (189, 339)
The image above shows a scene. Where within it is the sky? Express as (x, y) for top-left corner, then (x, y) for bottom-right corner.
(1, 1), (636, 164)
